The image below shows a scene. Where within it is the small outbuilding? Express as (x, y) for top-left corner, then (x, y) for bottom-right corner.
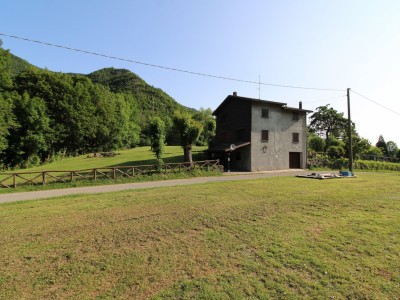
(209, 92), (312, 171)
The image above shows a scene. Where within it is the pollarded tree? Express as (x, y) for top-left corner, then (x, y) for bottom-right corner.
(173, 110), (203, 164)
(149, 116), (166, 165)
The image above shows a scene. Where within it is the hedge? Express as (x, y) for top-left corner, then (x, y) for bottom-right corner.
(308, 158), (400, 171)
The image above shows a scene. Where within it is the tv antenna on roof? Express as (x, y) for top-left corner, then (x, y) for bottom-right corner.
(258, 75), (261, 99)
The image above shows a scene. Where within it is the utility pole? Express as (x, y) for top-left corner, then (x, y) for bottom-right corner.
(347, 88), (353, 174)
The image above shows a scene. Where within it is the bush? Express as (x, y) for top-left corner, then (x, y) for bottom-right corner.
(327, 145), (345, 158)
(308, 135), (325, 152)
(354, 160), (400, 171)
(308, 156), (400, 172)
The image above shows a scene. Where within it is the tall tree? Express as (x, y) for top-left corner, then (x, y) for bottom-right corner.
(6, 92), (51, 167)
(0, 45), (13, 91)
(386, 141), (398, 158)
(376, 135), (388, 156)
(308, 105), (348, 142)
(149, 117), (166, 165)
(0, 93), (16, 161)
(0, 46), (16, 166)
(173, 111), (203, 164)
(193, 107), (216, 146)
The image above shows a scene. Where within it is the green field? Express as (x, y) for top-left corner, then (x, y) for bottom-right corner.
(0, 173), (399, 299)
(0, 146), (210, 193)
(7, 146), (207, 172)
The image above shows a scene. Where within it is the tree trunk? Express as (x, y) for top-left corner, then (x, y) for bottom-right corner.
(185, 144), (193, 166)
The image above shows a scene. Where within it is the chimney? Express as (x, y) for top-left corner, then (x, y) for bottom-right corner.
(233, 91), (237, 96)
(299, 101), (303, 109)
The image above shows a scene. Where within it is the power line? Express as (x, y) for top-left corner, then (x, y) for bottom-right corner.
(351, 90), (400, 117)
(0, 32), (345, 92)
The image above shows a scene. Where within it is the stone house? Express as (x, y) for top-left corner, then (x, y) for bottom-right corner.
(209, 92), (312, 171)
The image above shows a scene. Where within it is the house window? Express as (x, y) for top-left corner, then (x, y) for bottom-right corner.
(261, 130), (269, 142)
(292, 112), (299, 121)
(261, 108), (269, 118)
(292, 132), (300, 143)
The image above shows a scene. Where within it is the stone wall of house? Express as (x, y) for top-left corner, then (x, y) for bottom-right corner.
(250, 102), (307, 171)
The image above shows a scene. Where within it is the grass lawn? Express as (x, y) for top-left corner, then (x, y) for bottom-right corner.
(0, 173), (399, 299)
(0, 146), (210, 193)
(5, 146), (208, 172)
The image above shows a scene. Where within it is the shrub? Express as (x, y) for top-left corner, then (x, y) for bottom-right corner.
(327, 145), (345, 158)
(308, 157), (400, 172)
(354, 160), (400, 171)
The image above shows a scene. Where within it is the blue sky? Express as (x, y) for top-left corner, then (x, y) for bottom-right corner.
(1, 0), (399, 145)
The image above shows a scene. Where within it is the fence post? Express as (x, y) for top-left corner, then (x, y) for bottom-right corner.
(113, 168), (116, 180)
(94, 169), (97, 181)
(70, 171), (73, 182)
(42, 171), (46, 186)
(13, 173), (17, 188)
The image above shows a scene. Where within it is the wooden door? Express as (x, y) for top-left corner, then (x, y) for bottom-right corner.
(289, 152), (301, 169)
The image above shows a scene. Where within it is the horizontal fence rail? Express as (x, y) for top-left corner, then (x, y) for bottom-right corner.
(0, 160), (222, 189)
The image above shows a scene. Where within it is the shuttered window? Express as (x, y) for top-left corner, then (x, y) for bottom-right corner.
(261, 130), (269, 142)
(261, 108), (269, 118)
(292, 132), (299, 143)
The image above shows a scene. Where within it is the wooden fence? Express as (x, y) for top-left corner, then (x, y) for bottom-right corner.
(0, 160), (222, 189)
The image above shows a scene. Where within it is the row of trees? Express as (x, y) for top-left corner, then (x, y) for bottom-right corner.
(0, 45), (216, 169)
(308, 105), (400, 160)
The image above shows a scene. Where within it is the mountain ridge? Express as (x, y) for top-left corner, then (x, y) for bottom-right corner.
(8, 52), (194, 117)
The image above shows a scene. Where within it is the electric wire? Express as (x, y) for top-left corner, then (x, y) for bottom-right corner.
(351, 90), (400, 117)
(0, 33), (345, 92)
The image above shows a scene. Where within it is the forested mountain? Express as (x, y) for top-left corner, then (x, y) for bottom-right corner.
(86, 68), (194, 141)
(0, 45), (206, 169)
(9, 52), (38, 76)
(87, 68), (184, 115)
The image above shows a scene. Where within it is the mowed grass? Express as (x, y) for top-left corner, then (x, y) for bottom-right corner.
(0, 146), (209, 193)
(0, 173), (399, 299)
(8, 146), (208, 172)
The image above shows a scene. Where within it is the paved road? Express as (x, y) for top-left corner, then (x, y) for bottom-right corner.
(0, 169), (318, 204)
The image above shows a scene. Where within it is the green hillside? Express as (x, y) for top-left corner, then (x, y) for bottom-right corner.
(1, 47), (213, 169)
(8, 54), (191, 120)
(87, 67), (194, 123)
(9, 52), (38, 76)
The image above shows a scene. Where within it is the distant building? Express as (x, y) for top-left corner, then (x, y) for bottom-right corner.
(209, 92), (312, 171)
